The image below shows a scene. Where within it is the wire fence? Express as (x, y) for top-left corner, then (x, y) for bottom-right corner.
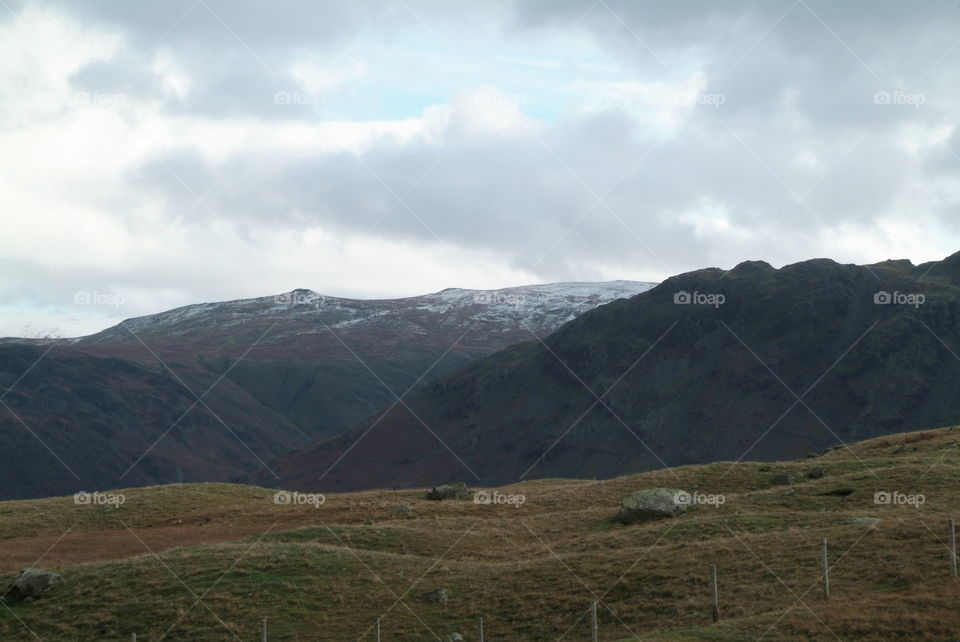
(121, 519), (959, 641)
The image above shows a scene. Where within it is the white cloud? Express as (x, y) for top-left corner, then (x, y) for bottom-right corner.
(2, 0), (960, 335)
(570, 73), (710, 133)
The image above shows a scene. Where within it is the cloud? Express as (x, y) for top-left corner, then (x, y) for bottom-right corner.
(2, 0), (960, 333)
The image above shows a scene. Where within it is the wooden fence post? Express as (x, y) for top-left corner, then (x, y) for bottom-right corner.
(591, 600), (598, 642)
(376, 618), (381, 642)
(950, 519), (958, 578)
(261, 617), (267, 642)
(479, 616), (484, 642)
(711, 564), (720, 623)
(821, 538), (830, 600)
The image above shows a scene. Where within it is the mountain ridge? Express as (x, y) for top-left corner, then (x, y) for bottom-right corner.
(0, 280), (653, 499)
(251, 251), (960, 493)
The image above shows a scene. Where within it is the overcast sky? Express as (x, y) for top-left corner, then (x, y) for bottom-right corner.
(2, 0), (960, 336)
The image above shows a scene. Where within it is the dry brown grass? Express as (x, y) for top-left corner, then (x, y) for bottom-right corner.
(2, 426), (960, 640)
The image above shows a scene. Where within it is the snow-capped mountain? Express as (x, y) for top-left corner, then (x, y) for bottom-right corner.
(0, 311), (127, 341)
(82, 281), (655, 344)
(252, 252), (960, 495)
(0, 280), (654, 500)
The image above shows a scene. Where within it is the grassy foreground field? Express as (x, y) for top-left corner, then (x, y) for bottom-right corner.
(3, 427), (960, 640)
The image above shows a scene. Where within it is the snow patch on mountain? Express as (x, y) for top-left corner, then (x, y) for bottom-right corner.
(82, 281), (657, 342)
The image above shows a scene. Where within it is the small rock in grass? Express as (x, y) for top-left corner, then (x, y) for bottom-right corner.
(425, 483), (471, 501)
(617, 488), (689, 524)
(425, 587), (449, 604)
(4, 569), (63, 602)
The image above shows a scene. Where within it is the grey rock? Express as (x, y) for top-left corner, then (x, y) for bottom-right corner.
(4, 568), (63, 601)
(425, 587), (449, 604)
(426, 483), (470, 501)
(445, 634), (464, 641)
(617, 488), (689, 524)
(807, 467), (825, 479)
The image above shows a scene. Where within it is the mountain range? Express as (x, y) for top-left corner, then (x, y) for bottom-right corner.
(251, 253), (960, 493)
(0, 281), (653, 500)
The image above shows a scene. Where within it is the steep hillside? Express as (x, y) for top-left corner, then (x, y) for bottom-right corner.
(0, 282), (652, 500)
(257, 253), (960, 492)
(2, 427), (960, 640)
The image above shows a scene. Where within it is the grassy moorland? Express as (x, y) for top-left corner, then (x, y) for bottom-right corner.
(2, 427), (960, 640)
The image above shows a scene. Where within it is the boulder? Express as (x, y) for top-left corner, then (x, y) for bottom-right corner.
(445, 634), (464, 641)
(4, 568), (63, 601)
(807, 466), (825, 479)
(425, 587), (449, 604)
(617, 488), (689, 524)
(426, 483), (470, 501)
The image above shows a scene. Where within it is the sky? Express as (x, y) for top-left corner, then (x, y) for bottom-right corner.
(2, 0), (960, 337)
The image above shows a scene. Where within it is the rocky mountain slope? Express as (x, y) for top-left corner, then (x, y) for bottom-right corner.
(255, 252), (960, 493)
(0, 281), (653, 500)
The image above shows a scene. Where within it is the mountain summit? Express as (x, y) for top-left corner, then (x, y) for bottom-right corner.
(0, 281), (653, 500)
(255, 253), (960, 492)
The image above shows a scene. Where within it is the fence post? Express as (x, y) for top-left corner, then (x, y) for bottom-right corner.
(591, 600), (598, 642)
(950, 519), (958, 578)
(131, 635), (136, 642)
(710, 564), (720, 623)
(479, 616), (484, 642)
(261, 617), (267, 642)
(821, 538), (830, 600)
(376, 618), (381, 642)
